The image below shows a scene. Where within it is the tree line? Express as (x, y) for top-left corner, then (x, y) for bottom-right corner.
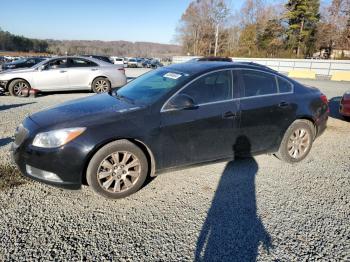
(0, 28), (48, 52)
(176, 0), (350, 59)
(0, 28), (180, 58)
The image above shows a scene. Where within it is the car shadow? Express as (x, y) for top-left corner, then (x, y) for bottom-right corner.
(35, 90), (92, 98)
(0, 102), (36, 111)
(328, 96), (345, 120)
(195, 136), (272, 261)
(0, 137), (13, 147)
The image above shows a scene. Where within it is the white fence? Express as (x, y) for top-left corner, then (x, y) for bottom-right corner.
(172, 56), (350, 77)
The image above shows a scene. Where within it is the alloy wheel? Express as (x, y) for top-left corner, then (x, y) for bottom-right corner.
(287, 128), (311, 159)
(97, 151), (141, 193)
(94, 79), (109, 93)
(13, 81), (29, 96)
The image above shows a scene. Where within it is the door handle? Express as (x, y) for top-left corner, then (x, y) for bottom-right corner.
(91, 68), (98, 71)
(223, 111), (236, 119)
(59, 70), (67, 73)
(278, 101), (289, 108)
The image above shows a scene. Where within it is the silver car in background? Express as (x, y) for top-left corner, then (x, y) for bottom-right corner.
(0, 56), (127, 96)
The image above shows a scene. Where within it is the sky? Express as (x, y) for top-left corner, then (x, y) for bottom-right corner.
(1, 0), (330, 44)
(0, 0), (195, 44)
(1, 0), (246, 44)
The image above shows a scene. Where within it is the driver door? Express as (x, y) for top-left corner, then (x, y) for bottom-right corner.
(159, 70), (241, 169)
(33, 58), (69, 91)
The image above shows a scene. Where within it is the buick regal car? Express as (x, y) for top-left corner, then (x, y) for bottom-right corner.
(11, 62), (329, 199)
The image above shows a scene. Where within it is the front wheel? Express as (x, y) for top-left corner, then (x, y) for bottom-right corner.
(92, 77), (111, 93)
(8, 79), (31, 97)
(86, 140), (149, 199)
(275, 120), (314, 163)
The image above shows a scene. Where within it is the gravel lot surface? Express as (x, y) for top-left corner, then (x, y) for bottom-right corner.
(0, 70), (349, 261)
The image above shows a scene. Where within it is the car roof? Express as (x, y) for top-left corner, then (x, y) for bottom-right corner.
(45, 56), (111, 65)
(166, 61), (276, 76)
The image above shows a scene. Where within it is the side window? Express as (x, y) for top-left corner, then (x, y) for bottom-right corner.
(241, 70), (277, 97)
(46, 59), (68, 70)
(278, 77), (293, 93)
(70, 58), (97, 67)
(178, 70), (232, 105)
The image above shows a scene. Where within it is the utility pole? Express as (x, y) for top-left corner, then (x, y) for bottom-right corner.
(214, 23), (219, 56)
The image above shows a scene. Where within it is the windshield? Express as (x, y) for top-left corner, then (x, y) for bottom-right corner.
(11, 58), (28, 64)
(115, 68), (190, 105)
(33, 58), (48, 68)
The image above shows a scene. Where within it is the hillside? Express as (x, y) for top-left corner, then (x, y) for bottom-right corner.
(0, 29), (182, 57)
(47, 39), (182, 58)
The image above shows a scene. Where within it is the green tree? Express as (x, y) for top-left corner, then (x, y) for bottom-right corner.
(257, 19), (285, 57)
(285, 0), (320, 57)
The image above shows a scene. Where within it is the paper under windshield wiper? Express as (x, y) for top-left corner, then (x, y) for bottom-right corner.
(114, 93), (134, 104)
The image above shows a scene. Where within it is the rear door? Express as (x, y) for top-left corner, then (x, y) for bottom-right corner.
(159, 69), (241, 168)
(33, 58), (69, 90)
(237, 69), (296, 154)
(67, 58), (98, 89)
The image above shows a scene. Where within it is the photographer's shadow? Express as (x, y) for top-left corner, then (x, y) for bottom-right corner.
(195, 136), (272, 261)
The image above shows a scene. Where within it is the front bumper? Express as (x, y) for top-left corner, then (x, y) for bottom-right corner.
(0, 80), (8, 89)
(10, 118), (86, 190)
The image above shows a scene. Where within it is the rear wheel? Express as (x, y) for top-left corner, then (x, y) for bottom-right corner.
(275, 119), (314, 163)
(8, 79), (30, 97)
(86, 140), (148, 199)
(92, 77), (111, 93)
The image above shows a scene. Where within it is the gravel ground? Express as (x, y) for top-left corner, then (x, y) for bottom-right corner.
(0, 71), (349, 261)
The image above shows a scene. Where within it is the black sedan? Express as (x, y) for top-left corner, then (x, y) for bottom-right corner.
(11, 62), (329, 199)
(1, 57), (46, 71)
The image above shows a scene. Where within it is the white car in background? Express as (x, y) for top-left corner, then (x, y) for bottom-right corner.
(127, 58), (139, 68)
(110, 56), (126, 67)
(0, 56), (127, 96)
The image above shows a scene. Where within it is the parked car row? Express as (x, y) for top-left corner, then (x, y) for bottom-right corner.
(110, 57), (164, 68)
(0, 56), (126, 96)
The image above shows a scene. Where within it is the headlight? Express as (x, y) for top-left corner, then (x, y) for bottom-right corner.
(32, 127), (86, 148)
(7, 65), (15, 68)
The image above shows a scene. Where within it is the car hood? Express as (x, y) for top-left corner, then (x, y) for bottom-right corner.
(29, 93), (143, 128)
(0, 67), (35, 74)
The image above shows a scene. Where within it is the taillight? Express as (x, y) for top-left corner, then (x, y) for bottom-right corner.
(118, 67), (125, 74)
(320, 94), (329, 113)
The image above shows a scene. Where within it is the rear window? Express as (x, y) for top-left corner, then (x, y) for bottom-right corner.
(241, 70), (277, 97)
(278, 77), (293, 93)
(69, 58), (97, 67)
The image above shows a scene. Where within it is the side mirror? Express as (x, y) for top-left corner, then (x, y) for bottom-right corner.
(167, 94), (198, 111)
(38, 65), (46, 71)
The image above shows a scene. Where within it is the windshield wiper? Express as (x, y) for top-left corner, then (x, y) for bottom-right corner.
(113, 92), (135, 104)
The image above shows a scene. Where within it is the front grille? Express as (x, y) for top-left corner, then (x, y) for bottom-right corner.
(14, 124), (29, 146)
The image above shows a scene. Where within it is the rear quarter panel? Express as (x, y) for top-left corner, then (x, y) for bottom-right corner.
(97, 66), (127, 88)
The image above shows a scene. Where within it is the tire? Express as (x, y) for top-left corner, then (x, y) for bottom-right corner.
(86, 140), (149, 199)
(8, 79), (31, 97)
(92, 77), (111, 93)
(275, 119), (315, 163)
(342, 115), (350, 121)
